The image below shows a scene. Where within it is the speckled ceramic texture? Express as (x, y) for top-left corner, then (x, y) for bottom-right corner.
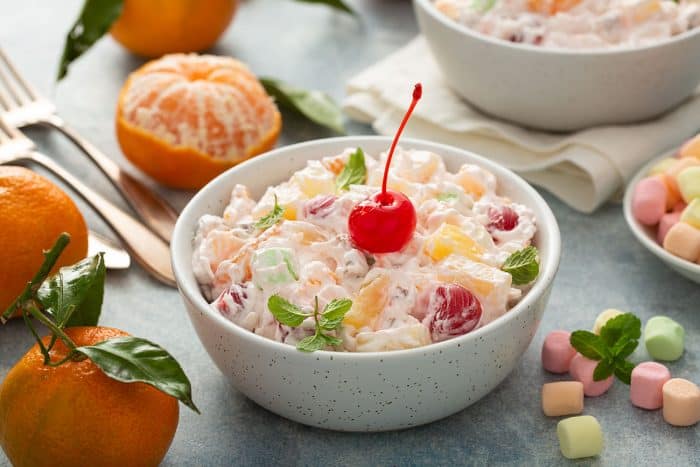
(623, 149), (700, 284)
(413, 0), (700, 132)
(172, 137), (561, 431)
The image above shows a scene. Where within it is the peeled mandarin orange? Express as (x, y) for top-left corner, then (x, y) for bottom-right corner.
(116, 54), (282, 189)
(527, 0), (582, 14)
(110, 0), (238, 58)
(0, 166), (88, 315)
(0, 327), (179, 467)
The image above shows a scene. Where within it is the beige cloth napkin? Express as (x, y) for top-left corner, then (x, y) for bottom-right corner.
(343, 37), (700, 213)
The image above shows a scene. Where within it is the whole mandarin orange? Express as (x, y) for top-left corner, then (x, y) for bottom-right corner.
(0, 166), (88, 315)
(0, 327), (179, 467)
(110, 0), (238, 58)
(116, 54), (281, 189)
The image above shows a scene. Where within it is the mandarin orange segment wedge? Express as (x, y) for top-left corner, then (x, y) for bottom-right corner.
(527, 0), (582, 14)
(343, 274), (391, 330)
(116, 54), (281, 189)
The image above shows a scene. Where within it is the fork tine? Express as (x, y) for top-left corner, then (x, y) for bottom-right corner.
(0, 47), (39, 101)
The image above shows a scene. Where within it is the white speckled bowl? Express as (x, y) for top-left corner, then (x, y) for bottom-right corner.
(172, 137), (561, 431)
(623, 149), (700, 284)
(414, 0), (700, 132)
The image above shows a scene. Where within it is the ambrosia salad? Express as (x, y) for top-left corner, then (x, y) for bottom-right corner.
(192, 145), (539, 352)
(433, 0), (700, 48)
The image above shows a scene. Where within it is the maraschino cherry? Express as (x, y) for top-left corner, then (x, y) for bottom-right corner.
(348, 83), (422, 253)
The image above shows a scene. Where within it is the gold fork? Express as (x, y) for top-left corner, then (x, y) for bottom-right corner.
(0, 117), (175, 287)
(0, 46), (177, 242)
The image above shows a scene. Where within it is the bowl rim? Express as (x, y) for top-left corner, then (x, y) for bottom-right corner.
(414, 0), (700, 57)
(623, 148), (700, 275)
(172, 136), (562, 361)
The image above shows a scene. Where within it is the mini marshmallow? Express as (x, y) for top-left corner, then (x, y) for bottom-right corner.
(648, 158), (676, 175)
(663, 222), (700, 262)
(630, 362), (671, 410)
(662, 378), (700, 427)
(657, 212), (681, 245)
(656, 174), (682, 210)
(680, 199), (700, 229)
(679, 135), (700, 158)
(569, 354), (614, 397)
(542, 330), (576, 374)
(677, 167), (700, 203)
(644, 316), (685, 361)
(542, 381), (584, 416)
(666, 158), (700, 194)
(557, 415), (603, 459)
(593, 309), (624, 335)
(631, 176), (667, 226)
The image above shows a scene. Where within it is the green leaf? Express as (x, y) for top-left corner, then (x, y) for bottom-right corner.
(77, 336), (199, 413)
(319, 298), (352, 330)
(336, 148), (366, 191)
(2, 234), (70, 322)
(599, 313), (642, 348)
(267, 295), (309, 327)
(260, 78), (345, 134)
(38, 253), (105, 328)
(613, 360), (635, 385)
(320, 333), (342, 347)
(437, 193), (459, 202)
(569, 330), (607, 361)
(57, 0), (124, 80)
(593, 359), (614, 382)
(611, 339), (638, 359)
(291, 0), (355, 15)
(502, 246), (540, 285)
(254, 194), (284, 230)
(296, 333), (328, 352)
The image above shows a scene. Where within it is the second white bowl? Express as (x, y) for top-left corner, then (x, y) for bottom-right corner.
(414, 0), (700, 132)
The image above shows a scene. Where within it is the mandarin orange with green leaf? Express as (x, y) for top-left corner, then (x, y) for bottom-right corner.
(0, 166), (87, 315)
(116, 54), (282, 189)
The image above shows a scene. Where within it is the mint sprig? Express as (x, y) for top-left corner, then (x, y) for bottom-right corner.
(267, 295), (352, 352)
(569, 313), (641, 384)
(254, 194), (284, 230)
(502, 246), (540, 285)
(336, 148), (367, 191)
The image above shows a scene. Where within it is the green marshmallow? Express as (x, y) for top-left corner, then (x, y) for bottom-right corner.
(557, 415), (603, 459)
(644, 316), (685, 362)
(251, 247), (299, 289)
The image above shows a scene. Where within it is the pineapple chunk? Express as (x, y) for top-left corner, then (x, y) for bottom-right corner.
(425, 223), (485, 262)
(343, 274), (391, 330)
(292, 160), (336, 197)
(437, 256), (512, 326)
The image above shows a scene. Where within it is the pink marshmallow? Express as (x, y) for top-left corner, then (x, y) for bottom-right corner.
(657, 212), (682, 245)
(632, 176), (667, 226)
(542, 330), (576, 374)
(630, 362), (671, 410)
(569, 354), (614, 397)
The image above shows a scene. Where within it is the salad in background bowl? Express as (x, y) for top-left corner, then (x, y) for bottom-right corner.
(172, 136), (561, 431)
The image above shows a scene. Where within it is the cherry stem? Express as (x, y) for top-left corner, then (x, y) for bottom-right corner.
(380, 83), (422, 204)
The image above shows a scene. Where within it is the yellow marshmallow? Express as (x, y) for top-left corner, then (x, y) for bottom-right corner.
(593, 309), (625, 335)
(647, 158), (676, 176)
(681, 199), (700, 229)
(677, 167), (700, 203)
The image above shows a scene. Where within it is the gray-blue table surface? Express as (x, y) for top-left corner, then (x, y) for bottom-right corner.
(1, 1), (698, 465)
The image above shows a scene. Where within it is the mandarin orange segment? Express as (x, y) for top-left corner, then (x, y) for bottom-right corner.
(343, 274), (391, 330)
(424, 223), (484, 262)
(527, 0), (582, 14)
(0, 167), (88, 316)
(116, 54), (281, 189)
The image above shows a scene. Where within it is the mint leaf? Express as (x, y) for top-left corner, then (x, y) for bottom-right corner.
(291, 0), (355, 15)
(599, 313), (641, 348)
(593, 359), (614, 382)
(261, 78), (345, 134)
(437, 193), (458, 202)
(77, 336), (199, 413)
(611, 339), (638, 359)
(57, 0), (124, 80)
(321, 333), (342, 347)
(254, 194), (284, 230)
(336, 148), (366, 191)
(267, 295), (309, 327)
(614, 360), (635, 385)
(297, 333), (328, 352)
(502, 246), (540, 285)
(319, 298), (352, 330)
(38, 253), (105, 328)
(569, 330), (608, 361)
